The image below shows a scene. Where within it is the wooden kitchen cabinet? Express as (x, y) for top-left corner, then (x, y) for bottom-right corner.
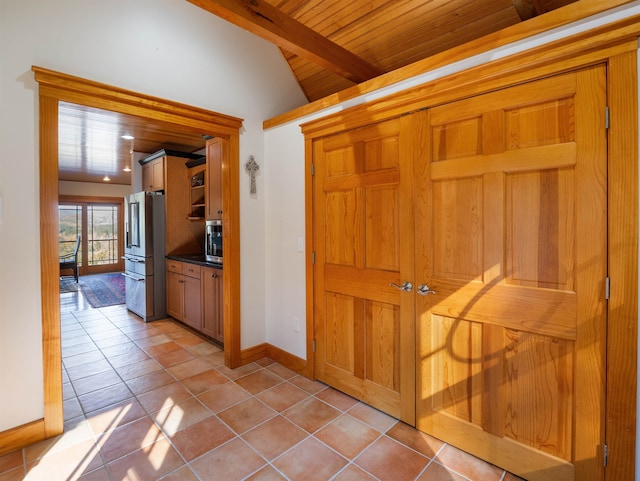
(188, 164), (206, 220)
(202, 266), (223, 343)
(166, 260), (202, 330)
(206, 137), (225, 220)
(141, 156), (165, 192)
(182, 264), (202, 330)
(166, 271), (183, 320)
(143, 149), (206, 255)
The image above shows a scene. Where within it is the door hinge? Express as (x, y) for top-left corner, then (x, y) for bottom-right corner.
(311, 163), (315, 176)
(312, 251), (316, 264)
(605, 276), (610, 300)
(312, 339), (316, 352)
(605, 106), (610, 129)
(604, 443), (608, 467)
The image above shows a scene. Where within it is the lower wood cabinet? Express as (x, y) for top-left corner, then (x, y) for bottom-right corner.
(166, 259), (223, 343)
(166, 260), (202, 331)
(182, 271), (202, 330)
(166, 269), (182, 320)
(202, 266), (223, 343)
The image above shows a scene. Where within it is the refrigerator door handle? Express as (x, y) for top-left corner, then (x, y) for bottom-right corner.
(123, 256), (146, 263)
(121, 272), (145, 281)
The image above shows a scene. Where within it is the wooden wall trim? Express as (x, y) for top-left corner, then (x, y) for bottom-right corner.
(606, 50), (638, 481)
(224, 132), (242, 369)
(34, 68), (244, 441)
(240, 343), (268, 364)
(304, 137), (315, 380)
(240, 343), (308, 377)
(263, 0), (635, 130)
(265, 344), (307, 376)
(32, 67), (243, 134)
(0, 420), (45, 457)
(40, 94), (63, 438)
(58, 195), (124, 204)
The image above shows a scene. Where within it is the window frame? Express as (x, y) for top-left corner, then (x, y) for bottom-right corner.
(58, 195), (124, 275)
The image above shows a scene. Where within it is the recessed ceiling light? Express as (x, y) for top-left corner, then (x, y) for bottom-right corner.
(121, 135), (134, 140)
(103, 175), (111, 182)
(123, 166), (131, 172)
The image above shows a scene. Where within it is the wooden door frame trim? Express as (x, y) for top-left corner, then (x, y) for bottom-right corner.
(32, 66), (244, 440)
(606, 50), (638, 481)
(304, 24), (638, 480)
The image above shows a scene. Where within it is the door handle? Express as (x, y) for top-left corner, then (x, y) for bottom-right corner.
(390, 281), (412, 292)
(417, 284), (436, 296)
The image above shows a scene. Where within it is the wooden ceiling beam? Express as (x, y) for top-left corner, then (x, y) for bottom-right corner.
(187, 0), (384, 83)
(513, 0), (545, 21)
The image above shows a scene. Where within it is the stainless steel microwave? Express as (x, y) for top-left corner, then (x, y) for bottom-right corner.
(205, 219), (223, 264)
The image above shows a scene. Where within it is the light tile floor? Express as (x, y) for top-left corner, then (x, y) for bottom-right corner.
(0, 293), (525, 481)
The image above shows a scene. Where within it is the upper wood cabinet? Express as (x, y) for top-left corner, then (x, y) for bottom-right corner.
(141, 156), (165, 192)
(145, 149), (207, 255)
(206, 137), (225, 220)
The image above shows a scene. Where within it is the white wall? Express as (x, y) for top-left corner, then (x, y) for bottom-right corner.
(0, 0), (306, 432)
(264, 124), (307, 358)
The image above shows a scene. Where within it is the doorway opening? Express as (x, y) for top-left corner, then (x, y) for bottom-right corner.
(36, 66), (243, 438)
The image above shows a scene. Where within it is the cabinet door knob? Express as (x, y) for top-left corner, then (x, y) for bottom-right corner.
(211, 273), (217, 278)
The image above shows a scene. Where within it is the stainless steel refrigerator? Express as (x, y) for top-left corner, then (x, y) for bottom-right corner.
(123, 191), (166, 322)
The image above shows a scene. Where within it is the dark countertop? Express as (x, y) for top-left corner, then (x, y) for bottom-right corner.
(166, 253), (223, 269)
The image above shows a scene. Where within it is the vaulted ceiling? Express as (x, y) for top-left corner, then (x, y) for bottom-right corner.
(188, 0), (579, 102)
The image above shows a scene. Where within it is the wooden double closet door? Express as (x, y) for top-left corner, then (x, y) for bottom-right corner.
(312, 65), (607, 481)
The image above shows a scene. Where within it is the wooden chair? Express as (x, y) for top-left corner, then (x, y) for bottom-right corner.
(60, 235), (80, 282)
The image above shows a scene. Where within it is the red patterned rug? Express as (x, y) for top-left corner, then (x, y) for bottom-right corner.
(63, 273), (125, 308)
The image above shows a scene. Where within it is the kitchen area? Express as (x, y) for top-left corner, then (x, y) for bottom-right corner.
(124, 138), (227, 346)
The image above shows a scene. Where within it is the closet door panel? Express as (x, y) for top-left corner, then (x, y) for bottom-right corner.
(416, 66), (607, 481)
(314, 117), (418, 423)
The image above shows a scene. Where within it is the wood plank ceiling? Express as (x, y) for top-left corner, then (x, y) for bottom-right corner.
(58, 102), (207, 185)
(188, 0), (579, 102)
